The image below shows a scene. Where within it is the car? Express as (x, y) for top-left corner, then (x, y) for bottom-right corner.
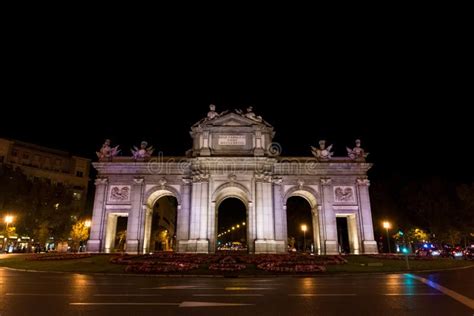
(451, 246), (464, 259)
(415, 243), (441, 257)
(463, 245), (474, 260)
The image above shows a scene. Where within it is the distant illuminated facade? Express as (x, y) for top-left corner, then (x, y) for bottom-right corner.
(0, 138), (90, 208)
(88, 107), (377, 254)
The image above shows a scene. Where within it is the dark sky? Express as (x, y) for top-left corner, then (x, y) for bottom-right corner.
(2, 39), (472, 184)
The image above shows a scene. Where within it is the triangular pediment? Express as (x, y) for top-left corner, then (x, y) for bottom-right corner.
(211, 113), (257, 126)
(194, 112), (272, 128)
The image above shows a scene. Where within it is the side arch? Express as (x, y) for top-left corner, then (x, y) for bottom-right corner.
(144, 185), (182, 208)
(283, 185), (321, 254)
(142, 185), (181, 253)
(283, 185), (319, 208)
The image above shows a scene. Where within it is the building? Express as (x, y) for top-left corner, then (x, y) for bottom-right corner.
(0, 138), (90, 209)
(88, 106), (378, 255)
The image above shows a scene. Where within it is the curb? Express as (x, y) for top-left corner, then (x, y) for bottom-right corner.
(1, 264), (473, 278)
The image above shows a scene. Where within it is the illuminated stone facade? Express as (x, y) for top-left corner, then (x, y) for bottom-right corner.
(88, 108), (377, 254)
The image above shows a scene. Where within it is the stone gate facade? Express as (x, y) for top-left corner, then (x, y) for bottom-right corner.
(87, 106), (378, 254)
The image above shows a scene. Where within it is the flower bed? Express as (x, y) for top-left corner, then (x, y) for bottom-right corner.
(26, 253), (92, 261)
(257, 262), (326, 273)
(124, 261), (199, 273)
(208, 256), (246, 272)
(109, 252), (347, 274)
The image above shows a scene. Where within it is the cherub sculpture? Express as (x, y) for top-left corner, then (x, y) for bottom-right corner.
(236, 106), (263, 122)
(206, 104), (219, 121)
(311, 140), (333, 160)
(346, 139), (368, 161)
(131, 141), (154, 160)
(244, 106), (263, 122)
(96, 139), (120, 161)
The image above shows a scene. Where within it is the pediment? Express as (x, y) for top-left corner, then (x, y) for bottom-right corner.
(196, 112), (272, 128)
(211, 113), (256, 126)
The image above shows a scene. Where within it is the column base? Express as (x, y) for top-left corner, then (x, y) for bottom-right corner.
(324, 240), (339, 255)
(363, 240), (378, 254)
(125, 239), (140, 254)
(177, 239), (209, 253)
(254, 240), (286, 253)
(87, 240), (101, 253)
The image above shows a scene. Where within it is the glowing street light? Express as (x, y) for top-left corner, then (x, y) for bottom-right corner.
(4, 216), (13, 225)
(84, 220), (91, 228)
(301, 224), (307, 252)
(242, 222), (246, 226)
(382, 221), (392, 253)
(4, 215), (14, 253)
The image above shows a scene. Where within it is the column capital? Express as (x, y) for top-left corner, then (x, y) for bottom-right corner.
(181, 176), (193, 185)
(272, 176), (283, 185)
(94, 177), (108, 186)
(255, 171), (272, 183)
(133, 177), (144, 184)
(320, 177), (332, 186)
(356, 177), (370, 186)
(192, 171), (209, 183)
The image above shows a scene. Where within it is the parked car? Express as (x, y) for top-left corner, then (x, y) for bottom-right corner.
(463, 245), (474, 260)
(415, 243), (441, 257)
(451, 246), (464, 259)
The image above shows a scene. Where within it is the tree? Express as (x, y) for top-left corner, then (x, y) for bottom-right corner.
(0, 165), (84, 245)
(70, 221), (89, 252)
(406, 228), (429, 245)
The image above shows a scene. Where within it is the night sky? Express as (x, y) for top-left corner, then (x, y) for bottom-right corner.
(3, 84), (472, 184)
(2, 41), (472, 187)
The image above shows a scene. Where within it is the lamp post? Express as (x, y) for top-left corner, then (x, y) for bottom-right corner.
(84, 220), (91, 252)
(4, 215), (14, 253)
(301, 224), (307, 252)
(383, 221), (391, 253)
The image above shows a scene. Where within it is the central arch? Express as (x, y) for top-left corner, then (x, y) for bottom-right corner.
(216, 197), (248, 251)
(211, 183), (250, 252)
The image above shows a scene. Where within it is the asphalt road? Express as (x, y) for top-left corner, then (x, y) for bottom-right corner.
(0, 267), (472, 316)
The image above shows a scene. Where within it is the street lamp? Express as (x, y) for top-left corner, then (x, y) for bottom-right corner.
(383, 221), (391, 253)
(301, 224), (307, 252)
(4, 215), (14, 253)
(83, 220), (91, 252)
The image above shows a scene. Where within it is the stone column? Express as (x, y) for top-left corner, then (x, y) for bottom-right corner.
(185, 172), (210, 253)
(87, 177), (108, 252)
(197, 176), (209, 252)
(104, 214), (117, 253)
(273, 178), (287, 243)
(142, 206), (153, 253)
(254, 174), (284, 253)
(311, 207), (322, 255)
(126, 177), (144, 254)
(321, 178), (338, 255)
(255, 179), (264, 240)
(189, 181), (202, 241)
(356, 178), (378, 254)
(347, 214), (361, 254)
(176, 178), (191, 252)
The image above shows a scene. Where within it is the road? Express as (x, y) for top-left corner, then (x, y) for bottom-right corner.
(0, 266), (472, 315)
